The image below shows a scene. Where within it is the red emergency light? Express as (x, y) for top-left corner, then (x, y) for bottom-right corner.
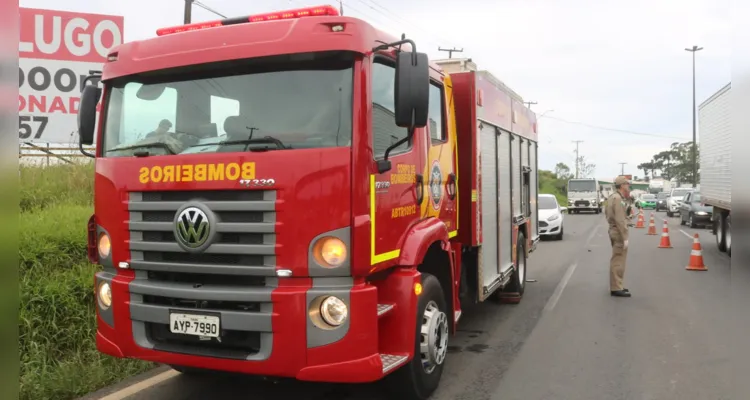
(156, 5), (340, 36)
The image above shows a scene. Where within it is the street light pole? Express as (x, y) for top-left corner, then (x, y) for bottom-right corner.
(685, 45), (703, 188)
(184, 0), (194, 24)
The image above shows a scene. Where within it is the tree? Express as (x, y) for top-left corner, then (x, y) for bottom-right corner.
(637, 161), (658, 179)
(576, 156), (596, 178)
(645, 141), (699, 184)
(554, 162), (571, 180)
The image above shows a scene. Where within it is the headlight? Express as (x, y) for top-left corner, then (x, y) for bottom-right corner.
(548, 214), (560, 221)
(313, 237), (347, 268)
(98, 281), (112, 310)
(695, 211), (708, 216)
(320, 296), (348, 326)
(98, 232), (111, 258)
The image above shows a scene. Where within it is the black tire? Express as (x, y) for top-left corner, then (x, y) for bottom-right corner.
(716, 213), (727, 252)
(667, 211), (673, 217)
(384, 272), (448, 400)
(556, 226), (564, 241)
(688, 213), (697, 228)
(504, 234), (527, 296)
(726, 214), (732, 257)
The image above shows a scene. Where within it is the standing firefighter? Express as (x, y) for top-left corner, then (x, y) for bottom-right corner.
(605, 175), (632, 297)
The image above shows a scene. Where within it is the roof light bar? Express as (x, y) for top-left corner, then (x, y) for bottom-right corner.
(156, 5), (340, 36)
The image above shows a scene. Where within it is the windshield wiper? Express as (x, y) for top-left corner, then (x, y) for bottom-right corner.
(106, 142), (177, 156)
(191, 136), (290, 151)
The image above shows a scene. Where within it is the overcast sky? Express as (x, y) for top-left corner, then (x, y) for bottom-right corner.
(21, 0), (732, 180)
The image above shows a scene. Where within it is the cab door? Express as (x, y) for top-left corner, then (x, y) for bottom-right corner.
(369, 56), (426, 266)
(422, 75), (458, 237)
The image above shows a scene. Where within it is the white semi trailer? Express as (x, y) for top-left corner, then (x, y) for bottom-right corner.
(698, 83), (731, 256)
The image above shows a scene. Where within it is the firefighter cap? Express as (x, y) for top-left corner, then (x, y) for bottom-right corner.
(614, 175), (631, 186)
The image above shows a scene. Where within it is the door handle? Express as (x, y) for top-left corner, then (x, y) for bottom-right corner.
(415, 174), (424, 205)
(446, 173), (456, 200)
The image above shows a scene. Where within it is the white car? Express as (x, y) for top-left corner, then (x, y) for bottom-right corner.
(538, 194), (566, 240)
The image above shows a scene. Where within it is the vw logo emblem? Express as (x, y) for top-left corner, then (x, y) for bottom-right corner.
(175, 206), (211, 250)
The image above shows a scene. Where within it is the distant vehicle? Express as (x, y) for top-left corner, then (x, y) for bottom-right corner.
(538, 194), (565, 240)
(636, 193), (657, 209)
(666, 187), (695, 217)
(699, 83), (731, 256)
(566, 178), (602, 214)
(655, 192), (669, 211)
(679, 192), (713, 228)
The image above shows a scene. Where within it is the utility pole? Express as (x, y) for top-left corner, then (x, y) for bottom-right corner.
(685, 45), (703, 188)
(438, 47), (463, 59)
(572, 140), (583, 178)
(184, 0), (194, 24)
(338, 0), (343, 15)
(524, 101), (537, 110)
(619, 162), (627, 175)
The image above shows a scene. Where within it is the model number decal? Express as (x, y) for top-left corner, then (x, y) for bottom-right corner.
(240, 178), (275, 187)
(391, 205), (417, 218)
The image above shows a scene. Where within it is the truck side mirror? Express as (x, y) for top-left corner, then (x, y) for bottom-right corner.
(378, 50), (429, 173)
(78, 84), (101, 146)
(394, 51), (429, 129)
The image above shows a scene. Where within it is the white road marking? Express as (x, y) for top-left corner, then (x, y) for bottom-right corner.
(542, 224), (601, 314)
(679, 229), (694, 240)
(98, 370), (180, 400)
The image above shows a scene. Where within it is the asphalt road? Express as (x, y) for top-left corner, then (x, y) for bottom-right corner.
(84, 210), (732, 400)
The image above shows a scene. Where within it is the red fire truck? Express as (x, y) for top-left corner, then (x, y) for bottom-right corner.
(77, 5), (539, 399)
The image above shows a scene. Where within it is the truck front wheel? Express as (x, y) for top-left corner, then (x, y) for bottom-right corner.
(385, 272), (448, 400)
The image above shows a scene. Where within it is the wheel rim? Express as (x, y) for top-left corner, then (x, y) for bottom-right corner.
(716, 218), (724, 245)
(420, 300), (449, 374)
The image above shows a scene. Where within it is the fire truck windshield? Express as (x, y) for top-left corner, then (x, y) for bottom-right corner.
(102, 51), (354, 157)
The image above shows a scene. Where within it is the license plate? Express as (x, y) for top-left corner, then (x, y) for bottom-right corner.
(169, 312), (220, 338)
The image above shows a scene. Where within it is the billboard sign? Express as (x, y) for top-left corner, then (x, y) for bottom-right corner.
(18, 8), (124, 144)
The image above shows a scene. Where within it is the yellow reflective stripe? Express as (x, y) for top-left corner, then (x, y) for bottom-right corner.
(370, 174), (400, 265)
(449, 230), (458, 238)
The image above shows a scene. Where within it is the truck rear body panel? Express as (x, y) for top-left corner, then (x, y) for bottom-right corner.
(698, 83), (731, 209)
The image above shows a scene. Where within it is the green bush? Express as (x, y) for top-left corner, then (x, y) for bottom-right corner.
(19, 164), (154, 400)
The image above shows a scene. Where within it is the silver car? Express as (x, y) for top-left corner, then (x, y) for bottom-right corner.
(679, 192), (712, 228)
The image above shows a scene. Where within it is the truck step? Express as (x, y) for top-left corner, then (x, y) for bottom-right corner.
(377, 303), (395, 317)
(380, 353), (409, 374)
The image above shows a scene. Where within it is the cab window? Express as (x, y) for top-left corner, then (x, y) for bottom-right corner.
(371, 60), (410, 158)
(428, 81), (446, 143)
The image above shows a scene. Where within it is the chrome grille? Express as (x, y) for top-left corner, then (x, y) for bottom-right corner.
(127, 190), (277, 276)
(127, 190), (277, 360)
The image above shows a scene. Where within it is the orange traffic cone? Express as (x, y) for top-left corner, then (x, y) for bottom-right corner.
(646, 214), (657, 235)
(658, 219), (672, 248)
(635, 212), (645, 228)
(686, 234), (708, 271)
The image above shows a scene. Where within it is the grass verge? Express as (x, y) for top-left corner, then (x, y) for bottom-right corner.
(19, 164), (155, 400)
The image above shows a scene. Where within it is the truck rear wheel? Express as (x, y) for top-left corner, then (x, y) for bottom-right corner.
(726, 214), (732, 257)
(504, 233), (527, 297)
(384, 272), (448, 400)
(715, 212), (727, 252)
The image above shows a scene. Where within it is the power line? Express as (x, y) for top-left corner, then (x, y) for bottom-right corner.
(543, 115), (688, 140)
(193, 0), (227, 18)
(524, 101), (537, 110)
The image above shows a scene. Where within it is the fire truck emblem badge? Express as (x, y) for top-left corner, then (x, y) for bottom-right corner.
(175, 206), (211, 250)
(429, 160), (442, 210)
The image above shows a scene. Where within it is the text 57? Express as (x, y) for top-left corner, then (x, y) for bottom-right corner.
(19, 116), (49, 140)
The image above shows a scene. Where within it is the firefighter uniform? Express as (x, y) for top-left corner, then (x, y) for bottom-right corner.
(605, 176), (631, 296)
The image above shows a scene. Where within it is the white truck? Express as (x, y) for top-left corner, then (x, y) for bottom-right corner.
(698, 82), (731, 256)
(567, 178), (602, 214)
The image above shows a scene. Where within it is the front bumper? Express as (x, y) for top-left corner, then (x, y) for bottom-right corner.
(95, 272), (387, 383)
(691, 212), (712, 225)
(539, 217), (563, 235)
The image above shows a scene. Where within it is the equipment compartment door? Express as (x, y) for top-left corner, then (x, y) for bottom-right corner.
(479, 122), (500, 295)
(497, 130), (513, 272)
(529, 141), (539, 240)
